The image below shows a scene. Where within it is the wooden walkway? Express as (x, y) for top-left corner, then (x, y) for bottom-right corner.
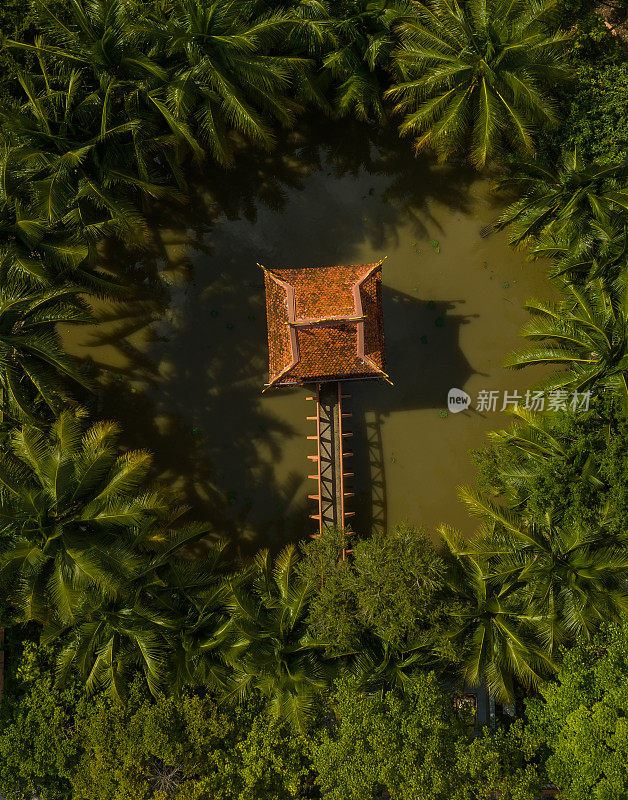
(306, 382), (354, 556)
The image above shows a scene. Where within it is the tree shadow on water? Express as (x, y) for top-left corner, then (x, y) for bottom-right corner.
(67, 118), (480, 553)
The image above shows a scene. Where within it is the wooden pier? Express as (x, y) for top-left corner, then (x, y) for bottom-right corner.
(306, 382), (354, 556)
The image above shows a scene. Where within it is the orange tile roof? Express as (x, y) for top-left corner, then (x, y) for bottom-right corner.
(262, 261), (387, 388)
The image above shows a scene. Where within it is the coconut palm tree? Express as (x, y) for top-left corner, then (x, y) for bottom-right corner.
(0, 408), (165, 625)
(0, 61), (179, 245)
(484, 406), (604, 509)
(4, 0), (166, 87)
(504, 280), (628, 406)
(143, 0), (308, 166)
(3, 0), (186, 168)
(530, 216), (628, 298)
(457, 487), (628, 652)
(0, 148), (87, 284)
(346, 637), (438, 695)
(386, 0), (570, 168)
(217, 545), (331, 732)
(52, 589), (178, 702)
(0, 147), (125, 295)
(0, 279), (93, 422)
(144, 536), (230, 692)
(324, 0), (417, 122)
(439, 525), (554, 701)
(496, 153), (628, 249)
(250, 0), (333, 55)
(0, 407), (223, 698)
(51, 530), (224, 703)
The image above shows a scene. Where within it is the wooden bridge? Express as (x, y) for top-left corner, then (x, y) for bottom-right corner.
(262, 260), (388, 553)
(306, 382), (354, 557)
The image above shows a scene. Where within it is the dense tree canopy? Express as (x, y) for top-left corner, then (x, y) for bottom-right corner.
(526, 621), (628, 800)
(311, 673), (539, 800)
(0, 0), (626, 794)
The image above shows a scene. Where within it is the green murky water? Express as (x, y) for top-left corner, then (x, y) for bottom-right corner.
(62, 121), (553, 553)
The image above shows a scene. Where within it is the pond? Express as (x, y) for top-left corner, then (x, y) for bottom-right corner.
(62, 120), (552, 555)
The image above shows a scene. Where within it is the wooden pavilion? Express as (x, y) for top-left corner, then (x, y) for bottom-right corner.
(261, 259), (389, 546)
(260, 259), (389, 390)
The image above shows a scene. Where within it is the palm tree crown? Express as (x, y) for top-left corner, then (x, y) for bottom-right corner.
(386, 0), (569, 167)
(217, 545), (331, 731)
(0, 279), (93, 421)
(439, 525), (553, 701)
(144, 0), (306, 165)
(504, 280), (628, 405)
(455, 488), (628, 652)
(497, 152), (628, 249)
(0, 408), (164, 624)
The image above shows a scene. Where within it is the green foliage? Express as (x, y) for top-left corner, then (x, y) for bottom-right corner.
(439, 525), (555, 702)
(299, 525), (449, 694)
(311, 673), (539, 800)
(0, 1), (39, 103)
(322, 0), (414, 122)
(0, 407), (224, 702)
(453, 724), (540, 800)
(526, 621), (628, 800)
(555, 0), (610, 55)
(386, 0), (570, 168)
(537, 0), (626, 161)
(0, 0), (624, 762)
(0, 641), (309, 800)
(496, 154), (628, 250)
(474, 398), (628, 532)
(0, 640), (79, 800)
(504, 281), (628, 405)
(70, 686), (309, 800)
(0, 279), (92, 422)
(301, 524), (446, 654)
(311, 673), (461, 800)
(451, 402), (628, 700)
(557, 62), (628, 165)
(218, 544), (331, 732)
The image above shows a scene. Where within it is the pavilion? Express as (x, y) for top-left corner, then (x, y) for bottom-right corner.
(261, 259), (390, 542)
(260, 259), (389, 390)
